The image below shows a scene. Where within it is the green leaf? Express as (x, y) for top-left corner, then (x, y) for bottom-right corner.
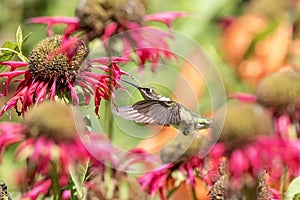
(104, 168), (115, 199)
(118, 181), (129, 200)
(286, 177), (300, 200)
(294, 193), (300, 200)
(0, 65), (6, 73)
(0, 41), (18, 63)
(1, 41), (17, 54)
(16, 25), (23, 51)
(69, 160), (89, 198)
(0, 54), (13, 63)
(243, 20), (279, 59)
(23, 32), (32, 44)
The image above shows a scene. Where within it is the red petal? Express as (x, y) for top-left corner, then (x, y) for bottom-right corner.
(28, 16), (79, 24)
(228, 93), (257, 102)
(101, 22), (118, 41)
(28, 16), (79, 36)
(68, 81), (79, 106)
(145, 12), (187, 28)
(35, 82), (49, 105)
(0, 61), (28, 71)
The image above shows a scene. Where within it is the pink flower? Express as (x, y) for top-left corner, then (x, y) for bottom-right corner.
(84, 133), (159, 171)
(0, 122), (25, 160)
(80, 134), (158, 199)
(28, 7), (185, 72)
(21, 179), (51, 200)
(209, 136), (300, 190)
(208, 100), (300, 194)
(230, 69), (300, 138)
(27, 16), (80, 37)
(230, 92), (299, 138)
(0, 102), (91, 199)
(0, 35), (128, 117)
(138, 155), (206, 199)
(0, 123), (86, 199)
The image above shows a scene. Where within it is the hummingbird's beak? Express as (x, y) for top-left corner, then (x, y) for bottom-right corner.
(121, 79), (140, 89)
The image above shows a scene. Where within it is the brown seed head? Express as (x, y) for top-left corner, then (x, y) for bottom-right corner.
(76, 0), (145, 34)
(28, 35), (89, 82)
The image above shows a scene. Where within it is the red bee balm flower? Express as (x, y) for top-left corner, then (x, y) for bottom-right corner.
(28, 0), (185, 71)
(209, 101), (300, 190)
(0, 35), (128, 117)
(139, 136), (209, 200)
(0, 102), (90, 199)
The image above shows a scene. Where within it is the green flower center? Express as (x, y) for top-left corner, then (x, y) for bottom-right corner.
(213, 102), (273, 150)
(25, 101), (84, 141)
(256, 69), (300, 112)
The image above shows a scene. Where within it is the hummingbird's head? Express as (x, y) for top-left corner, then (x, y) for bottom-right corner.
(196, 117), (212, 130)
(121, 79), (163, 100)
(137, 86), (161, 100)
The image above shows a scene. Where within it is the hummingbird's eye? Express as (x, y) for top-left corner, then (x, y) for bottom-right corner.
(145, 88), (151, 92)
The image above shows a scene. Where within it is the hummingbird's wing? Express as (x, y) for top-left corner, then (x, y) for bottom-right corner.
(115, 100), (181, 126)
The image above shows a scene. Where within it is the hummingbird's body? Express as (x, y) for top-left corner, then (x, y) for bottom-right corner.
(115, 80), (212, 135)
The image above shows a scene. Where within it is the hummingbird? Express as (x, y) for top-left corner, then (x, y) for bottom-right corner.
(114, 79), (212, 135)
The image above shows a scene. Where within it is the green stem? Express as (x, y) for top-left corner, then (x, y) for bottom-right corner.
(166, 185), (180, 199)
(280, 167), (288, 200)
(105, 42), (115, 139)
(191, 186), (198, 200)
(50, 162), (61, 200)
(105, 100), (114, 140)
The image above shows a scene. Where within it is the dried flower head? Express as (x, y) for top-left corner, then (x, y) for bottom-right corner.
(76, 0), (146, 36)
(256, 170), (273, 200)
(86, 170), (148, 200)
(209, 159), (229, 200)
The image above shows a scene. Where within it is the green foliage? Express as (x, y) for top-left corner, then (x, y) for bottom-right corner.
(69, 161), (90, 199)
(286, 176), (300, 200)
(0, 25), (31, 65)
(0, 41), (18, 63)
